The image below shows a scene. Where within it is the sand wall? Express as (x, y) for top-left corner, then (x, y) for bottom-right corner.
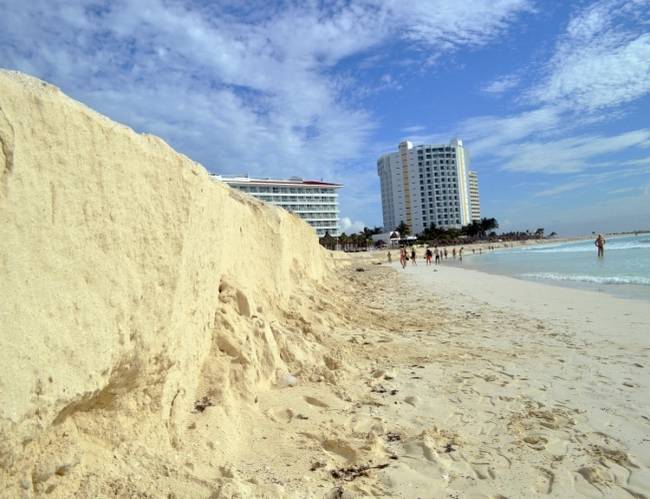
(0, 71), (334, 476)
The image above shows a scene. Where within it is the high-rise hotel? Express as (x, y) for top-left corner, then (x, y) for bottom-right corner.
(377, 138), (480, 234)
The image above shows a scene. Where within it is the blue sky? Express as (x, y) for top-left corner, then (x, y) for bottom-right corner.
(1, 0), (649, 235)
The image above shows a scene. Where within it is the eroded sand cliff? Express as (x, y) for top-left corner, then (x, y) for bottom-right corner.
(0, 71), (346, 497)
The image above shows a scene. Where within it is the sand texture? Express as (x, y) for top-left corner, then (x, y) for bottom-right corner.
(0, 70), (340, 497)
(1, 71), (649, 498)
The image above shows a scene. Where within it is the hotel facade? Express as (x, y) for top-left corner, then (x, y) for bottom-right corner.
(377, 138), (479, 234)
(213, 175), (342, 237)
(468, 170), (480, 222)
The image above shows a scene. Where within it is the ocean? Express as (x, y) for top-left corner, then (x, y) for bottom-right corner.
(456, 233), (650, 300)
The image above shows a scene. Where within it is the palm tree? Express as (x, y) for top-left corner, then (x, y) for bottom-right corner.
(396, 220), (410, 237)
(479, 218), (499, 237)
(338, 232), (348, 251)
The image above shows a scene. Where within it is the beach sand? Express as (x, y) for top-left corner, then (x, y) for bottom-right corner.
(2, 71), (648, 498)
(224, 258), (649, 498)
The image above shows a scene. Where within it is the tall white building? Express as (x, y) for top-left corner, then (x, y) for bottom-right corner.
(377, 138), (473, 234)
(468, 170), (481, 222)
(213, 175), (342, 237)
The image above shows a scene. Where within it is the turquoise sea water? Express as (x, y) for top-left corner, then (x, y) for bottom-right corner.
(457, 234), (650, 300)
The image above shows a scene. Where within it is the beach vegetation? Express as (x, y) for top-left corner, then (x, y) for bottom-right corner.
(395, 221), (411, 236)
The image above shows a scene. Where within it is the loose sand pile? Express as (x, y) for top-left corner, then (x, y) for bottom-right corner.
(0, 71), (360, 497)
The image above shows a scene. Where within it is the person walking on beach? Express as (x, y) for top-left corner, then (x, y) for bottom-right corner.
(410, 247), (417, 265)
(444, 248), (448, 259)
(459, 246), (464, 261)
(452, 248), (457, 259)
(399, 247), (407, 269)
(595, 234), (606, 258)
(425, 247), (433, 266)
(434, 248), (441, 265)
(387, 251), (392, 263)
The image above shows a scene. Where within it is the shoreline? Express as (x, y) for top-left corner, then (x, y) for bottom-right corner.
(374, 260), (650, 496)
(395, 233), (650, 301)
(445, 255), (650, 302)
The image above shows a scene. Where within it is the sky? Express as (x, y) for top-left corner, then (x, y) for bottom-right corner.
(1, 0), (649, 236)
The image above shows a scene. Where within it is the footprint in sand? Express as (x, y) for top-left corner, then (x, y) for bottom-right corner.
(322, 439), (358, 462)
(265, 408), (294, 423)
(304, 396), (329, 408)
(533, 467), (555, 494)
(575, 466), (613, 494)
(523, 435), (548, 451)
(472, 462), (496, 480)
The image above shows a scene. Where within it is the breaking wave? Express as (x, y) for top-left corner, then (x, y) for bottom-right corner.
(520, 272), (650, 286)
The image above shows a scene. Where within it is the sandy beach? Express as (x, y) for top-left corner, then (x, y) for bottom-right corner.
(223, 257), (650, 498)
(2, 72), (649, 498)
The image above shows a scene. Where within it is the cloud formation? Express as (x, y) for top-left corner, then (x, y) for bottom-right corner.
(482, 74), (520, 95)
(530, 0), (650, 111)
(0, 0), (534, 229)
(461, 0), (650, 176)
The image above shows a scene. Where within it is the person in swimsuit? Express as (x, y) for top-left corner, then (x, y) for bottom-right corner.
(595, 234), (605, 258)
(425, 247), (433, 266)
(400, 247), (407, 269)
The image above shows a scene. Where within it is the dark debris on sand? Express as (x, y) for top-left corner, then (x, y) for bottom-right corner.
(193, 396), (214, 413)
(330, 463), (390, 482)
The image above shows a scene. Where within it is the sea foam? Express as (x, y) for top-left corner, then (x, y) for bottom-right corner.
(520, 272), (650, 286)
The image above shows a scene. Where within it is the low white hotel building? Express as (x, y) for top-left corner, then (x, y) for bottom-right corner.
(213, 175), (342, 237)
(377, 138), (479, 234)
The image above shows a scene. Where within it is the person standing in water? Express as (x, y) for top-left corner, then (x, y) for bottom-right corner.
(595, 234), (606, 257)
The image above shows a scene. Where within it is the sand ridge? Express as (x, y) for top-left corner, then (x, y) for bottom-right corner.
(0, 70), (348, 498)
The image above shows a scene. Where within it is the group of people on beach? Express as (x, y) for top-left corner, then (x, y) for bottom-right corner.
(388, 235), (607, 269)
(392, 245), (466, 269)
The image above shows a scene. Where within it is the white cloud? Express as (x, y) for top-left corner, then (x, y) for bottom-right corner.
(438, 1), (650, 178)
(339, 217), (367, 234)
(388, 0), (534, 51)
(401, 125), (427, 134)
(534, 164), (650, 197)
(460, 107), (563, 156)
(501, 129), (650, 173)
(482, 74), (520, 95)
(529, 0), (650, 111)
